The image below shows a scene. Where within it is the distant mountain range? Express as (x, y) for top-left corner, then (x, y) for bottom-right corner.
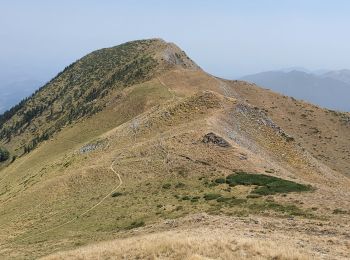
(240, 69), (350, 111)
(321, 69), (350, 84)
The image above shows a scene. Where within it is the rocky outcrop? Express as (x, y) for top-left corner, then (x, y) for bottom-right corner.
(202, 132), (231, 148)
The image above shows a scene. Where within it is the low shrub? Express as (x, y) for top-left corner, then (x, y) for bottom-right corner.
(162, 183), (171, 189)
(246, 194), (261, 199)
(247, 201), (312, 217)
(111, 192), (123, 197)
(190, 197), (200, 203)
(203, 193), (222, 200)
(333, 208), (348, 214)
(225, 172), (311, 195)
(214, 178), (226, 184)
(0, 148), (10, 162)
(216, 197), (232, 203)
(126, 220), (145, 230)
(207, 182), (219, 187)
(175, 182), (185, 188)
(227, 198), (246, 206)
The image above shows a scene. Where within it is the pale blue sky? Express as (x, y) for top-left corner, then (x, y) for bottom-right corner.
(1, 0), (350, 83)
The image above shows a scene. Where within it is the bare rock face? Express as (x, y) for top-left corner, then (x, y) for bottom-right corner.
(202, 132), (231, 147)
(162, 42), (200, 70)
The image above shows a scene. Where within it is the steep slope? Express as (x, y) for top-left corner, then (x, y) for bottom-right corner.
(0, 39), (349, 259)
(227, 80), (350, 176)
(240, 70), (350, 111)
(0, 39), (198, 157)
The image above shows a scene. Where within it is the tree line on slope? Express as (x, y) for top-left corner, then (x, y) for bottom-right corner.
(0, 40), (160, 156)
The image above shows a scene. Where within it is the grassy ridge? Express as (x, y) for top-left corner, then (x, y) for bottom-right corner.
(0, 39), (167, 156)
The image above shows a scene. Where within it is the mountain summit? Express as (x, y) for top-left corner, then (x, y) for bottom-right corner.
(0, 39), (349, 259)
(0, 39), (198, 153)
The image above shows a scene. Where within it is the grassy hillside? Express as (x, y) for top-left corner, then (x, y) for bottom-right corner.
(0, 39), (349, 259)
(228, 80), (350, 176)
(0, 39), (196, 157)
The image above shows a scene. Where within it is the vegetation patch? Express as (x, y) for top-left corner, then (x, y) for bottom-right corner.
(246, 194), (262, 199)
(333, 208), (348, 215)
(214, 178), (226, 184)
(247, 201), (313, 217)
(0, 147), (10, 162)
(190, 196), (200, 203)
(203, 193), (222, 200)
(225, 172), (311, 195)
(111, 192), (123, 197)
(162, 183), (171, 189)
(181, 195), (191, 201)
(175, 182), (186, 188)
(125, 220), (145, 230)
(216, 197), (232, 203)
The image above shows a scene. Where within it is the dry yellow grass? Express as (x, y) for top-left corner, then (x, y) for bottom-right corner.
(227, 80), (350, 176)
(42, 228), (312, 260)
(42, 212), (350, 259)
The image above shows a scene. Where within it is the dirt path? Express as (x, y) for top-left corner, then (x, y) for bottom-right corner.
(0, 141), (123, 247)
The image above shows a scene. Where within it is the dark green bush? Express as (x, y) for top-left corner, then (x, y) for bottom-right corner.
(225, 172), (311, 195)
(162, 183), (171, 189)
(11, 155), (17, 163)
(246, 194), (262, 199)
(214, 178), (226, 184)
(190, 196), (200, 203)
(216, 197), (232, 203)
(182, 195), (191, 200)
(247, 201), (311, 217)
(111, 192), (123, 197)
(0, 148), (10, 162)
(207, 182), (219, 187)
(333, 208), (348, 214)
(203, 193), (222, 200)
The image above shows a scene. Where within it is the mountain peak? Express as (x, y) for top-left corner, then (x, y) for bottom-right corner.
(101, 38), (199, 70)
(0, 38), (199, 153)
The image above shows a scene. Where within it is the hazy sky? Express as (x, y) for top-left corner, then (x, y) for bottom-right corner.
(1, 0), (350, 83)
